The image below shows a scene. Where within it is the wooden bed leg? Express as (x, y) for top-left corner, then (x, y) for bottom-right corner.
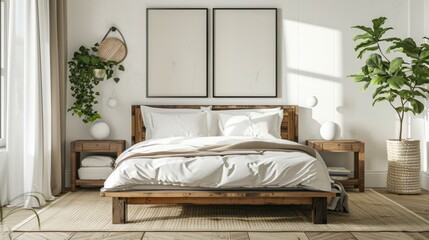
(112, 197), (128, 224)
(312, 197), (327, 224)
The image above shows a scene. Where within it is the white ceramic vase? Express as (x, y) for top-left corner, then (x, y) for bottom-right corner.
(90, 121), (110, 140)
(320, 122), (337, 140)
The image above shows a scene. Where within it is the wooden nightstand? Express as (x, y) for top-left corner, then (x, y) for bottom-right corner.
(71, 140), (126, 192)
(306, 139), (365, 192)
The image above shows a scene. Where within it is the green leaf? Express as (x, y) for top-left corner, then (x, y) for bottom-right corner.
(420, 49), (429, 60)
(410, 99), (425, 114)
(372, 85), (387, 98)
(91, 57), (100, 65)
(352, 25), (374, 35)
(357, 46), (379, 59)
(393, 38), (420, 58)
(370, 75), (388, 85)
(354, 39), (376, 51)
(114, 77), (120, 83)
(118, 65), (125, 71)
(375, 27), (393, 39)
(388, 57), (403, 74)
(353, 33), (372, 41)
(361, 82), (370, 91)
(380, 37), (401, 42)
(372, 17), (387, 30)
(349, 74), (367, 82)
(81, 56), (90, 64)
(387, 76), (406, 89)
(366, 54), (383, 69)
(372, 96), (387, 106)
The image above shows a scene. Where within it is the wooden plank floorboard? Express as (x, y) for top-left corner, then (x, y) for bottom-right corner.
(418, 232), (429, 238)
(142, 232), (231, 240)
(404, 232), (429, 240)
(306, 232), (356, 240)
(352, 232), (414, 240)
(0, 232), (22, 240)
(374, 188), (429, 221)
(70, 232), (144, 240)
(14, 232), (74, 240)
(248, 232), (308, 240)
(229, 232), (250, 240)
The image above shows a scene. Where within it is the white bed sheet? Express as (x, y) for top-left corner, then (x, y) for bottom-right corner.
(102, 136), (332, 192)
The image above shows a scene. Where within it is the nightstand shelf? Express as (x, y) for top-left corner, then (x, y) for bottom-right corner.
(306, 139), (365, 192)
(71, 140), (126, 192)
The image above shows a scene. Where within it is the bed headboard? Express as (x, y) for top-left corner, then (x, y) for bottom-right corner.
(131, 105), (299, 144)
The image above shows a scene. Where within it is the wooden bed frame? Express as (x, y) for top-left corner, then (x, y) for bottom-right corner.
(101, 105), (336, 224)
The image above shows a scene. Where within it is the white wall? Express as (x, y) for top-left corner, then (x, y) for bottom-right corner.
(66, 0), (421, 187)
(0, 151), (8, 205)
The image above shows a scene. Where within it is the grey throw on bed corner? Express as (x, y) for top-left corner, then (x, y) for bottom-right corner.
(328, 181), (349, 213)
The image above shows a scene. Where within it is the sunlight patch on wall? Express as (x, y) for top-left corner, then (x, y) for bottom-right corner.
(284, 19), (343, 78)
(283, 19), (344, 136)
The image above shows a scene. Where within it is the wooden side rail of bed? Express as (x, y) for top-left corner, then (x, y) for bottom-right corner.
(101, 190), (336, 224)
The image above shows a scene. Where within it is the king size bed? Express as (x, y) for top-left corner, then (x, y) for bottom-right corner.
(100, 105), (336, 224)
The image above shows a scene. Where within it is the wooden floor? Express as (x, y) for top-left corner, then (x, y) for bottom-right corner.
(1, 188), (428, 240)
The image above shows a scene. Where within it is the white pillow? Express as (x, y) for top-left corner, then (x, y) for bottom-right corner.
(151, 112), (208, 139)
(203, 107), (283, 136)
(218, 112), (281, 139)
(141, 106), (202, 139)
(81, 155), (114, 167)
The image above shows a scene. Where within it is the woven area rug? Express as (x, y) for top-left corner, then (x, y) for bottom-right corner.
(13, 189), (429, 232)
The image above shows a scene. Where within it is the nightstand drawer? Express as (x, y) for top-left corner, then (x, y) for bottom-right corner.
(322, 142), (352, 151)
(82, 142), (110, 151)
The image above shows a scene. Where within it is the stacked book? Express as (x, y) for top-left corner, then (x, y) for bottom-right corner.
(328, 167), (351, 180)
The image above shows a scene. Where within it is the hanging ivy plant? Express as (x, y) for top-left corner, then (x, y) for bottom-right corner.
(68, 43), (125, 123)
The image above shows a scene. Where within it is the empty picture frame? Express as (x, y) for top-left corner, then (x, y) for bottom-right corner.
(213, 8), (277, 98)
(146, 8), (208, 97)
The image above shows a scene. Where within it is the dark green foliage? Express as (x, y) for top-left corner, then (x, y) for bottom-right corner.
(349, 17), (429, 140)
(68, 43), (125, 123)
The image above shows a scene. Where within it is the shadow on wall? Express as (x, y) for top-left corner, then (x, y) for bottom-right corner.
(299, 107), (321, 143)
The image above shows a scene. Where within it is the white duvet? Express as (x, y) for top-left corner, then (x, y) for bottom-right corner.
(102, 136), (332, 192)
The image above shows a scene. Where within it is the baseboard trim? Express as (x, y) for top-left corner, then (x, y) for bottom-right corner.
(365, 171), (387, 187)
(422, 171), (429, 190)
(65, 170), (70, 188)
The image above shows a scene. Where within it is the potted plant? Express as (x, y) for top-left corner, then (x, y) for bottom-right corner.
(68, 43), (124, 123)
(1, 193), (45, 239)
(349, 17), (429, 194)
(68, 43), (125, 139)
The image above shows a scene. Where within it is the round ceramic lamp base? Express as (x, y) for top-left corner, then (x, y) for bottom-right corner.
(320, 122), (338, 140)
(90, 122), (110, 140)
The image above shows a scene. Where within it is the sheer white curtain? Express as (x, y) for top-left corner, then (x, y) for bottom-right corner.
(5, 0), (54, 207)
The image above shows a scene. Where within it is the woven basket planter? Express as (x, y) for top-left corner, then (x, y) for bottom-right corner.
(386, 139), (421, 194)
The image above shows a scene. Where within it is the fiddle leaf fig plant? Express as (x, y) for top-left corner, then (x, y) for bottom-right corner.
(68, 43), (125, 123)
(349, 17), (429, 140)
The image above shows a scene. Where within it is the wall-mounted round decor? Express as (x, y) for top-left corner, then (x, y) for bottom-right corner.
(99, 38), (127, 63)
(99, 26), (127, 63)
